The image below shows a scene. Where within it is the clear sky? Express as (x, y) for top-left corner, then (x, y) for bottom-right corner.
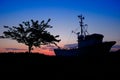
(0, 0), (120, 55)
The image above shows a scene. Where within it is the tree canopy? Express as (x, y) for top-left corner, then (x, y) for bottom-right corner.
(0, 19), (61, 53)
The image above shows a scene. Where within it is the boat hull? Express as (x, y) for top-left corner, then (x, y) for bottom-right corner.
(54, 41), (116, 56)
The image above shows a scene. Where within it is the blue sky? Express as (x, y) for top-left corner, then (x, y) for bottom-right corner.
(0, 0), (120, 54)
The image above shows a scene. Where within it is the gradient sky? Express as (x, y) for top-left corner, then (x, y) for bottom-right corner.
(0, 0), (120, 55)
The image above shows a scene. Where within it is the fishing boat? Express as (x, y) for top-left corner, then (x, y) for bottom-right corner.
(54, 15), (116, 56)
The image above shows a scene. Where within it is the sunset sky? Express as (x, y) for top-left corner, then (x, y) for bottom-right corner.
(0, 0), (120, 55)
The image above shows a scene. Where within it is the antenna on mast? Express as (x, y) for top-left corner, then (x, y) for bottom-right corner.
(71, 14), (89, 39)
(78, 14), (88, 37)
(78, 15), (84, 36)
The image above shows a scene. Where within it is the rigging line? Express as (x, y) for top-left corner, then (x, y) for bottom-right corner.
(84, 25), (89, 35)
(74, 26), (79, 32)
(66, 31), (73, 45)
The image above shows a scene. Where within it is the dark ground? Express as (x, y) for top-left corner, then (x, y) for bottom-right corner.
(0, 50), (120, 79)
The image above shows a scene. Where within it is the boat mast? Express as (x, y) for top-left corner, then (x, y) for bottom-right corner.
(78, 15), (84, 36)
(77, 15), (85, 48)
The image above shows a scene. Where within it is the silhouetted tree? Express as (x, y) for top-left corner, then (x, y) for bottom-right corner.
(0, 19), (61, 53)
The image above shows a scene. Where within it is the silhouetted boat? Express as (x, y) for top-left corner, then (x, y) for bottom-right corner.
(54, 15), (116, 56)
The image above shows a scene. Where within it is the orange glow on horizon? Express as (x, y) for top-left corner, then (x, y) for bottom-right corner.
(32, 48), (55, 56)
(0, 38), (65, 56)
(0, 47), (55, 56)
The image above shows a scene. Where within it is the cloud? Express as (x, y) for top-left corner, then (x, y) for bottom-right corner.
(41, 47), (48, 50)
(5, 48), (27, 51)
(112, 45), (120, 49)
(109, 45), (120, 51)
(46, 45), (56, 48)
(64, 43), (78, 49)
(41, 45), (57, 51)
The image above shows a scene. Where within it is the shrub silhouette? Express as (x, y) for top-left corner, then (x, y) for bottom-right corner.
(0, 19), (61, 53)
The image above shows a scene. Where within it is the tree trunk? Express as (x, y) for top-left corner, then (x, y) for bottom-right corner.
(28, 46), (32, 53)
